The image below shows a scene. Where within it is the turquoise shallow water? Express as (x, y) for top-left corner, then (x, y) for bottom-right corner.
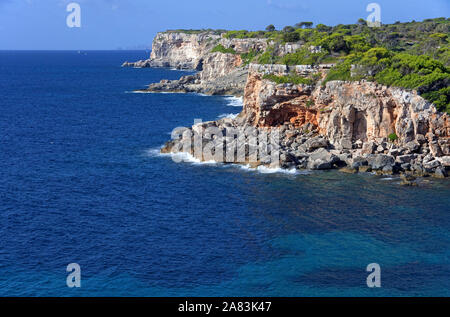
(0, 51), (449, 296)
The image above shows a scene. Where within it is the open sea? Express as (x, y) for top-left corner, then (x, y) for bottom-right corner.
(0, 51), (449, 297)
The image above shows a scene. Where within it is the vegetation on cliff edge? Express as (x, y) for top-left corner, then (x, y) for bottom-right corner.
(167, 19), (449, 113)
(253, 18), (449, 113)
(211, 44), (237, 54)
(262, 74), (315, 85)
(322, 48), (449, 113)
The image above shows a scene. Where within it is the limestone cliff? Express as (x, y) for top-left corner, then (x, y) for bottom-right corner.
(122, 30), (302, 71)
(121, 31), (450, 179)
(140, 51), (248, 96)
(161, 62), (450, 179)
(122, 32), (220, 69)
(149, 32), (221, 69)
(129, 31), (266, 96)
(242, 64), (449, 154)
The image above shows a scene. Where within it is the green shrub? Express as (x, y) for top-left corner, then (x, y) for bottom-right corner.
(344, 35), (372, 53)
(323, 48), (450, 113)
(223, 30), (266, 39)
(316, 33), (349, 53)
(388, 133), (399, 142)
(295, 28), (317, 42)
(257, 47), (278, 64)
(211, 44), (236, 54)
(316, 24), (332, 32)
(262, 74), (314, 85)
(223, 18), (450, 113)
(282, 32), (300, 43)
(422, 87), (450, 113)
(322, 57), (354, 85)
(240, 49), (258, 66)
(279, 48), (328, 65)
(166, 29), (226, 35)
(430, 33), (448, 43)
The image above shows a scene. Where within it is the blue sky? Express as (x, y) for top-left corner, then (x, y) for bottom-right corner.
(0, 0), (448, 50)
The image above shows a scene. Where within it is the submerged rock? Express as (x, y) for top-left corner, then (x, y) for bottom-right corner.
(434, 167), (448, 179)
(400, 174), (418, 186)
(340, 167), (359, 174)
(358, 165), (373, 173)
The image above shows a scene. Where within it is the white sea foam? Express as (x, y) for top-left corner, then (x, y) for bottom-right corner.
(256, 165), (299, 175)
(145, 148), (165, 157)
(224, 96), (243, 107)
(146, 147), (304, 176)
(238, 164), (304, 175)
(126, 91), (182, 94)
(217, 113), (239, 120)
(129, 91), (211, 96)
(145, 148), (217, 165)
(126, 90), (153, 94)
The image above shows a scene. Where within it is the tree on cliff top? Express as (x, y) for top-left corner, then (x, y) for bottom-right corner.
(316, 24), (332, 32)
(357, 18), (367, 26)
(266, 25), (276, 32)
(283, 26), (295, 33)
(296, 22), (314, 29)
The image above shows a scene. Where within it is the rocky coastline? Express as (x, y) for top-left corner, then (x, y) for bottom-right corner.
(125, 31), (450, 182)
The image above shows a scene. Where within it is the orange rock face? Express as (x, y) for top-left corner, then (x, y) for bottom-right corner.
(241, 67), (450, 154)
(242, 72), (320, 128)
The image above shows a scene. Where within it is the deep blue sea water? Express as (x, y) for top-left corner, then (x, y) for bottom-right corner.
(0, 51), (449, 297)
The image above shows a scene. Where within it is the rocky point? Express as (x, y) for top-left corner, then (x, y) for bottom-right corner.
(126, 31), (450, 181)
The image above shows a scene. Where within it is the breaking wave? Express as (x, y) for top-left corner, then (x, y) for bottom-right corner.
(224, 96), (243, 107)
(217, 113), (239, 120)
(144, 147), (305, 175)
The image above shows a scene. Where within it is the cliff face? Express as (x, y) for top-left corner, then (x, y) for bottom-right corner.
(123, 31), (449, 178)
(129, 33), (318, 96)
(315, 82), (449, 153)
(122, 31), (302, 70)
(200, 52), (243, 81)
(141, 51), (247, 96)
(149, 32), (221, 69)
(242, 64), (449, 156)
(241, 64), (330, 128)
(132, 32), (260, 96)
(161, 61), (449, 179)
(229, 64), (449, 177)
(122, 32), (220, 69)
(147, 32), (268, 70)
